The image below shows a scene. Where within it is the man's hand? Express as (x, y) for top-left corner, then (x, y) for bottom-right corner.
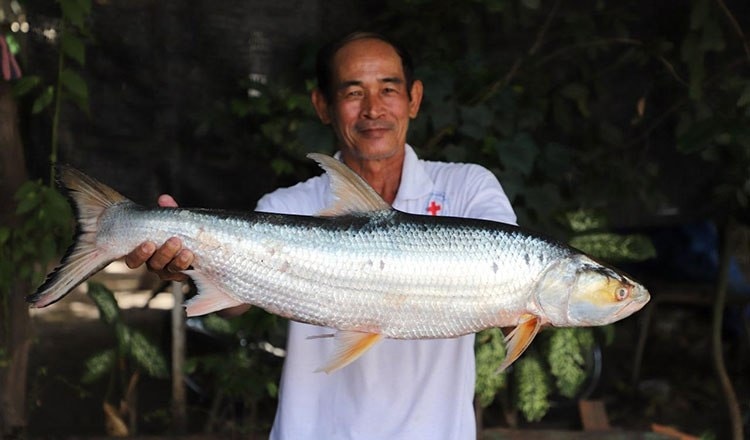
(123, 194), (194, 282)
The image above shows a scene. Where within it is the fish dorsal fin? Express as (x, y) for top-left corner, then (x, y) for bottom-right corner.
(307, 153), (391, 216)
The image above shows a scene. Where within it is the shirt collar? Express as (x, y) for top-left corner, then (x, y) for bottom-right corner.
(332, 144), (434, 203)
(394, 144), (433, 202)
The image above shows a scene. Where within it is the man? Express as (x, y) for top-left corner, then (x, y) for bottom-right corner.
(126, 32), (516, 439)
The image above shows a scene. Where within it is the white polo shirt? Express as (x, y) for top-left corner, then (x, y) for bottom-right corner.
(256, 145), (516, 440)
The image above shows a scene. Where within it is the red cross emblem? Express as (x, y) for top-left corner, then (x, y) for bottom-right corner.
(427, 200), (442, 216)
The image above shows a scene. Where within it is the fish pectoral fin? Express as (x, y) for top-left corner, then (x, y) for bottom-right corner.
(182, 270), (244, 317)
(315, 330), (382, 374)
(497, 313), (541, 372)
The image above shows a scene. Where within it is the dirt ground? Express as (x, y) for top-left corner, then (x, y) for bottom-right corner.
(23, 263), (750, 439)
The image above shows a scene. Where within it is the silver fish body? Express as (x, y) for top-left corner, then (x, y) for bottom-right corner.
(29, 154), (650, 372)
(100, 206), (570, 337)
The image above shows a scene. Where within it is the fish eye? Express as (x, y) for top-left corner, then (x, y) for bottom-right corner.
(615, 286), (630, 301)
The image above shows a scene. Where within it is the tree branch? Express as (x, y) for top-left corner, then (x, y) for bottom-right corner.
(470, 0), (561, 106)
(714, 0), (750, 63)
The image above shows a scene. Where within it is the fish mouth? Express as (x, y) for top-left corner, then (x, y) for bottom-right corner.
(612, 287), (650, 320)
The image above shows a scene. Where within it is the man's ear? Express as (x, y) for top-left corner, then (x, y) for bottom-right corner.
(408, 80), (424, 119)
(311, 88), (331, 124)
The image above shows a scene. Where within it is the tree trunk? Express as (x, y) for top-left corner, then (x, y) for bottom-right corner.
(0, 81), (32, 437)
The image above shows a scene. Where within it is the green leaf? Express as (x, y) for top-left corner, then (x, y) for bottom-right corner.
(59, 0), (86, 29)
(12, 76), (42, 97)
(559, 83), (590, 117)
(458, 104), (493, 140)
(494, 133), (539, 176)
(60, 69), (89, 100)
(61, 34), (86, 65)
(201, 314), (234, 335)
(562, 209), (608, 233)
(87, 282), (121, 325)
(514, 356), (550, 422)
(230, 98), (253, 117)
(76, 0), (93, 14)
(521, 0), (540, 9)
(271, 158), (293, 176)
(66, 90), (91, 115)
(547, 328), (588, 398)
(32, 86), (55, 114)
(475, 328), (507, 407)
(524, 184), (560, 218)
(537, 142), (573, 179)
(81, 349), (116, 383)
(15, 184), (41, 215)
(569, 232), (656, 262)
(4, 33), (20, 54)
(0, 227), (10, 246)
(681, 34), (705, 100)
(127, 330), (169, 378)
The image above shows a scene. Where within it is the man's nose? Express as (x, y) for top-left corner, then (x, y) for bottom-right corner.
(362, 93), (385, 118)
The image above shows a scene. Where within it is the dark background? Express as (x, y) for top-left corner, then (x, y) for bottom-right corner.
(3, 0), (749, 437)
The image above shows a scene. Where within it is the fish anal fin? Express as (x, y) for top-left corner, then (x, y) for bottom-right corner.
(307, 153), (391, 216)
(183, 270), (244, 316)
(315, 330), (382, 374)
(498, 314), (541, 372)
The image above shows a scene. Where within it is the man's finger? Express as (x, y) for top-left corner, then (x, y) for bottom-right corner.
(147, 237), (183, 271)
(167, 249), (194, 273)
(125, 241), (156, 269)
(158, 194), (178, 208)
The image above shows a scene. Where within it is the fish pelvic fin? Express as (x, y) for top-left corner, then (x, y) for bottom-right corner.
(183, 270), (244, 316)
(27, 166), (130, 308)
(306, 153), (392, 216)
(497, 314), (541, 373)
(315, 330), (383, 374)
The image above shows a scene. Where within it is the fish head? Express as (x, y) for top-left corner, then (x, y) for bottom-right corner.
(534, 254), (650, 327)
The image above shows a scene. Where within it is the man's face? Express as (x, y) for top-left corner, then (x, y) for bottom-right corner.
(313, 38), (423, 162)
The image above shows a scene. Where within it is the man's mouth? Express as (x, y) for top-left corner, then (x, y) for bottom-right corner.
(356, 122), (394, 134)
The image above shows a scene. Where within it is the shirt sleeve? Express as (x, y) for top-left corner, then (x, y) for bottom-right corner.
(457, 164), (517, 226)
(256, 191), (290, 214)
(254, 174), (329, 216)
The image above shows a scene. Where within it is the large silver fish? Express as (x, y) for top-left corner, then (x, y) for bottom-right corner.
(29, 154), (650, 373)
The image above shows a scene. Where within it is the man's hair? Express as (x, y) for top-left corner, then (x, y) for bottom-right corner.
(315, 31), (416, 102)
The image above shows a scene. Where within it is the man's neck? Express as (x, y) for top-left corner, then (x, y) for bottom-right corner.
(341, 151), (404, 205)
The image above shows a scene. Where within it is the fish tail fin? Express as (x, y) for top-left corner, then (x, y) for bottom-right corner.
(27, 166), (129, 308)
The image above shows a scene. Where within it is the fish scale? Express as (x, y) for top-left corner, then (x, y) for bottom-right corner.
(29, 153), (649, 373)
(145, 213), (563, 338)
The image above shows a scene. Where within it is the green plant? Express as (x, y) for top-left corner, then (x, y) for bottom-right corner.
(0, 181), (72, 297)
(186, 309), (284, 435)
(230, 77), (334, 179)
(12, 0), (92, 181)
(82, 283), (169, 435)
(1, 0), (92, 298)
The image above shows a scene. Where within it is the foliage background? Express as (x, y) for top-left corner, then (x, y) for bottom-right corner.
(2, 0), (749, 436)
